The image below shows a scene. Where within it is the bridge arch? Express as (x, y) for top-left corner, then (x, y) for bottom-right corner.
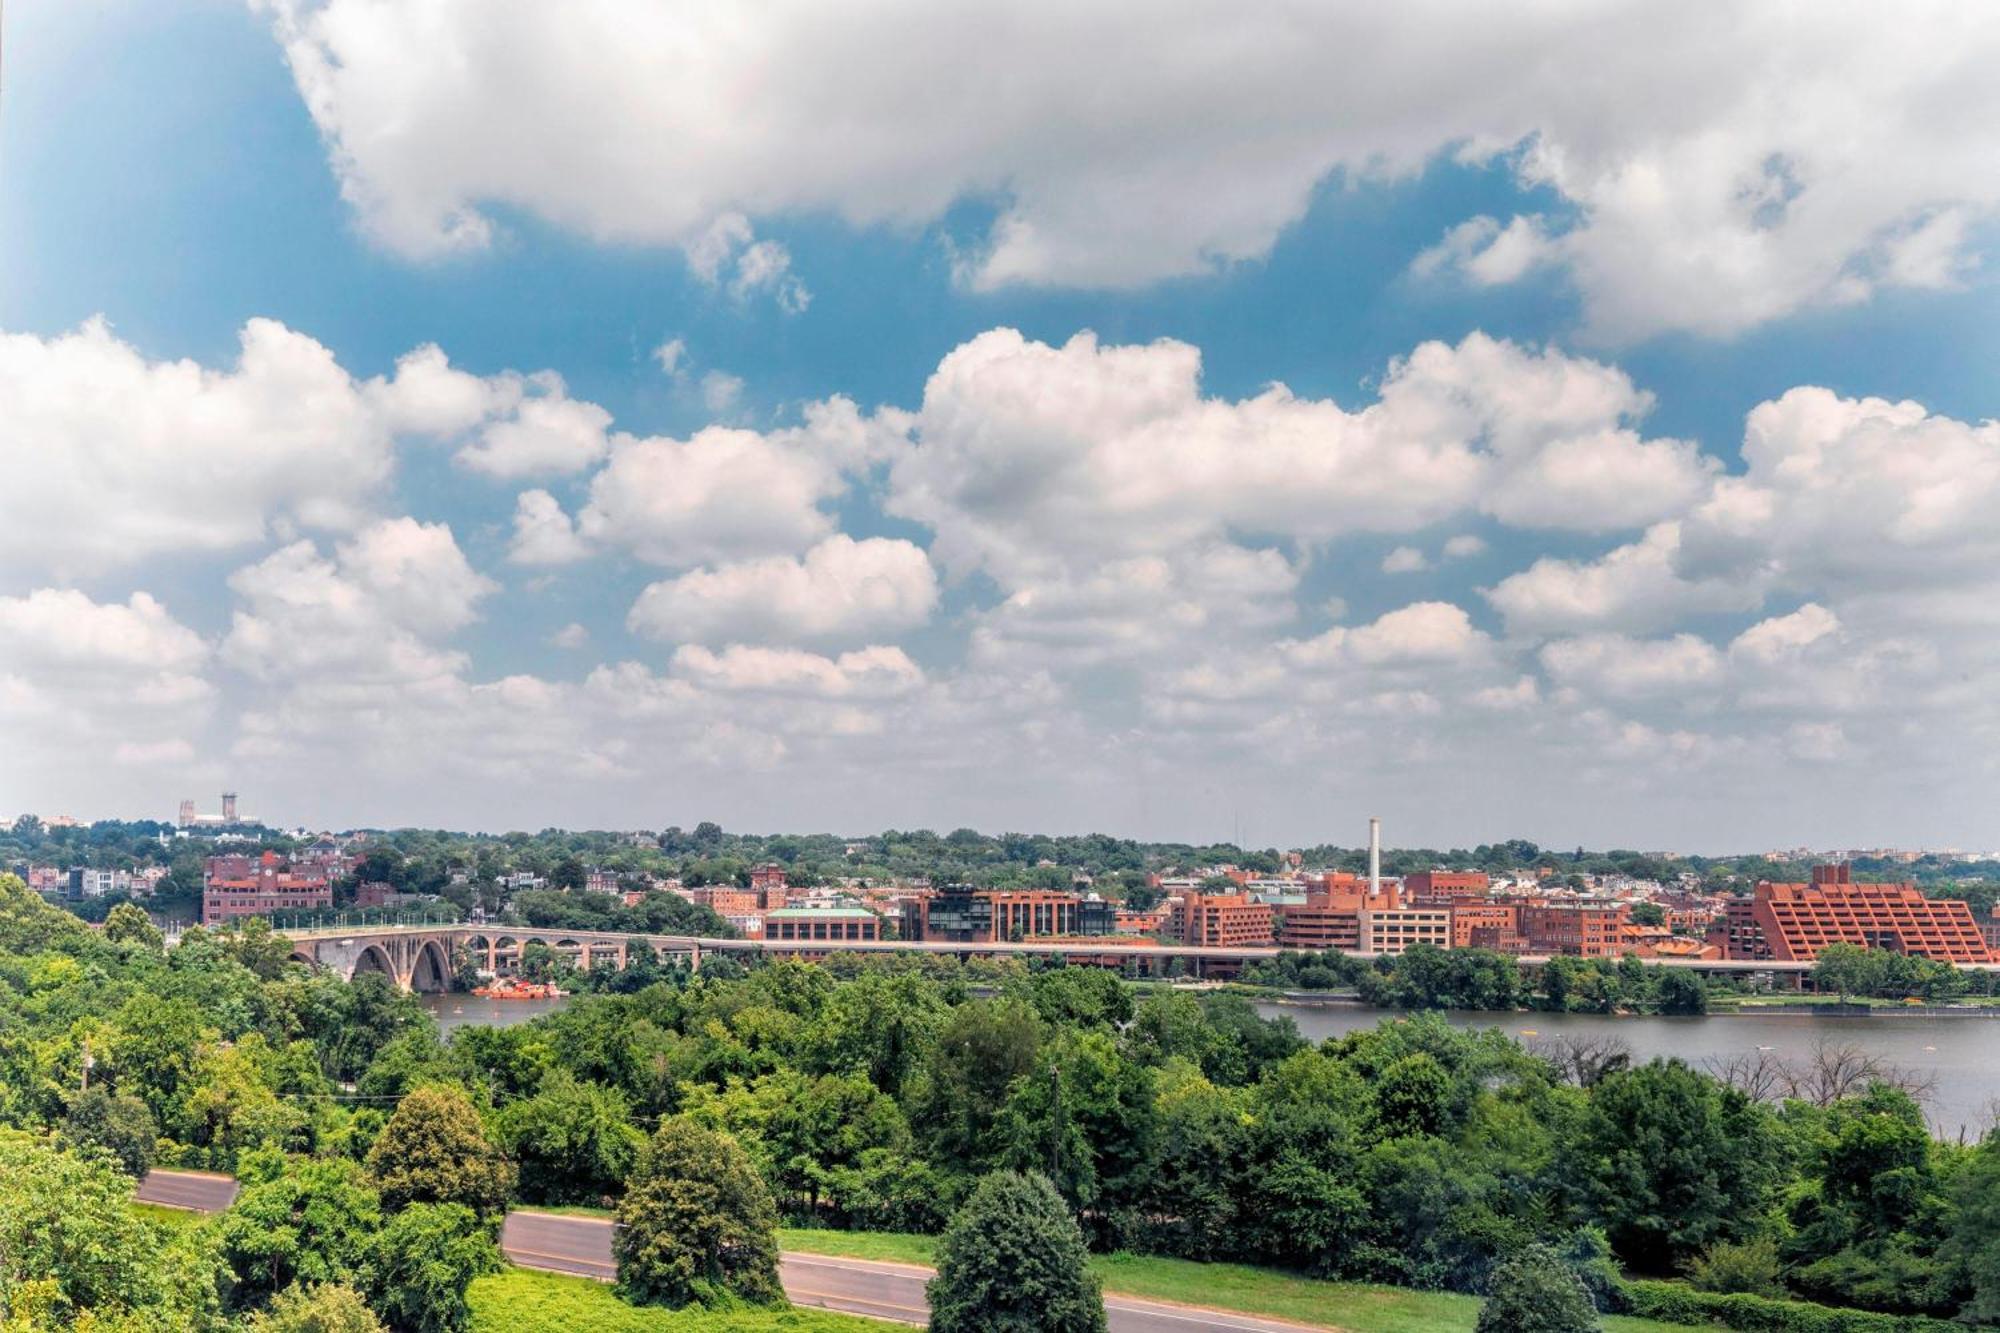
(350, 943), (397, 984)
(408, 939), (451, 993)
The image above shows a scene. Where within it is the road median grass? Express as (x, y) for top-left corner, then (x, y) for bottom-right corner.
(469, 1267), (882, 1332)
(777, 1229), (1692, 1333)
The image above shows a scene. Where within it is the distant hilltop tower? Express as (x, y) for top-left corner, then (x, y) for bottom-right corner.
(221, 791), (238, 824)
(178, 799), (196, 828)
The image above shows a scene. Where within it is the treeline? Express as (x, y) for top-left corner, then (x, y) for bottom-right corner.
(8, 871), (2000, 1331)
(1244, 945), (1713, 1014)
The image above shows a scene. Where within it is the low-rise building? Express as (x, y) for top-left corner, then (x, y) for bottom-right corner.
(765, 906), (881, 944)
(1358, 906), (1452, 955)
(901, 888), (1111, 943)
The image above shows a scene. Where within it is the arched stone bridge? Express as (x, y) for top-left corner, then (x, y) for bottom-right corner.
(281, 923), (1871, 993)
(286, 925), (707, 992)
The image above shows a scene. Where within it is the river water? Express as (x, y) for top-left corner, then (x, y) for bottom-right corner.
(1255, 1001), (2000, 1139)
(416, 994), (2000, 1138)
(423, 993), (569, 1034)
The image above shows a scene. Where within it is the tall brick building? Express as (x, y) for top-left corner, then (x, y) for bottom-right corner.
(1167, 892), (1276, 948)
(1712, 865), (1992, 964)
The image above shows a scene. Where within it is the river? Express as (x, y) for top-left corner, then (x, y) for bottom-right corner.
(422, 993), (568, 1034)
(1254, 1001), (2000, 1139)
(417, 993), (2000, 1138)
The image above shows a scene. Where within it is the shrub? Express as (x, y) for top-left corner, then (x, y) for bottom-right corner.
(1689, 1237), (1787, 1299)
(1475, 1244), (1599, 1333)
(244, 1283), (385, 1333)
(1621, 1278), (1964, 1332)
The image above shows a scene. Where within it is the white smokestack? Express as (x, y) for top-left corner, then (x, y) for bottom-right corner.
(1368, 816), (1381, 896)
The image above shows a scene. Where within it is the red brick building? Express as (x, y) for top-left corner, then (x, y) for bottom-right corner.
(1713, 865), (1992, 964)
(1516, 901), (1634, 957)
(1275, 880), (1401, 950)
(1167, 892), (1276, 948)
(201, 851), (333, 924)
(1404, 870), (1491, 901)
(1451, 900), (1524, 951)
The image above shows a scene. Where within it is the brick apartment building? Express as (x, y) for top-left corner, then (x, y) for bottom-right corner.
(1450, 900), (1525, 951)
(1515, 901), (1633, 957)
(1167, 892), (1277, 948)
(201, 851), (333, 924)
(1711, 865), (1992, 964)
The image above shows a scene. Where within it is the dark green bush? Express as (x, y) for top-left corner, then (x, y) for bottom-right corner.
(1620, 1279), (1962, 1333)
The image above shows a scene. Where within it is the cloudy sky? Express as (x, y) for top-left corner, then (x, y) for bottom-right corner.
(5, 1), (2000, 850)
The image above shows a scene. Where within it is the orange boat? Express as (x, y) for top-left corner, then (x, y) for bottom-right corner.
(472, 977), (567, 1000)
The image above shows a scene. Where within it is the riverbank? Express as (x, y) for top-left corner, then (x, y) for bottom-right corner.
(1232, 983), (2000, 1017)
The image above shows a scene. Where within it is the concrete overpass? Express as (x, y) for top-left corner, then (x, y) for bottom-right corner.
(270, 921), (1969, 992)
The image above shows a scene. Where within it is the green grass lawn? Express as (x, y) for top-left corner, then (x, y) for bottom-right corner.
(468, 1267), (883, 1332)
(777, 1229), (1690, 1333)
(132, 1202), (200, 1230)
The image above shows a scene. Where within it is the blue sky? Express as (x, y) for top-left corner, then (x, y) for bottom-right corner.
(5, 1), (2000, 850)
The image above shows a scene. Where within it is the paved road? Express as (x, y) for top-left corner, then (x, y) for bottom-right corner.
(143, 1173), (1325, 1330)
(500, 1209), (1327, 1331)
(135, 1169), (239, 1212)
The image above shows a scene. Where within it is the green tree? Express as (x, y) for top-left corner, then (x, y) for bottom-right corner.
(226, 917), (298, 981)
(1375, 1052), (1451, 1140)
(102, 901), (164, 951)
(494, 1070), (643, 1205)
(62, 1084), (158, 1176)
(926, 1170), (1107, 1333)
(365, 1085), (514, 1216)
(615, 1118), (783, 1309)
(1474, 1244), (1599, 1333)
(1812, 943), (1882, 1000)
(0, 1131), (176, 1320)
(219, 1157), (383, 1308)
(364, 1202), (501, 1333)
(245, 1283), (386, 1333)
(1568, 1059), (1778, 1273)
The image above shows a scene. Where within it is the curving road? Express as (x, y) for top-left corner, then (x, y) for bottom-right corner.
(143, 1171), (1329, 1331)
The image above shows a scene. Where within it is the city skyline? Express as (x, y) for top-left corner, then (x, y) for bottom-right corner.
(7, 3), (2000, 849)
